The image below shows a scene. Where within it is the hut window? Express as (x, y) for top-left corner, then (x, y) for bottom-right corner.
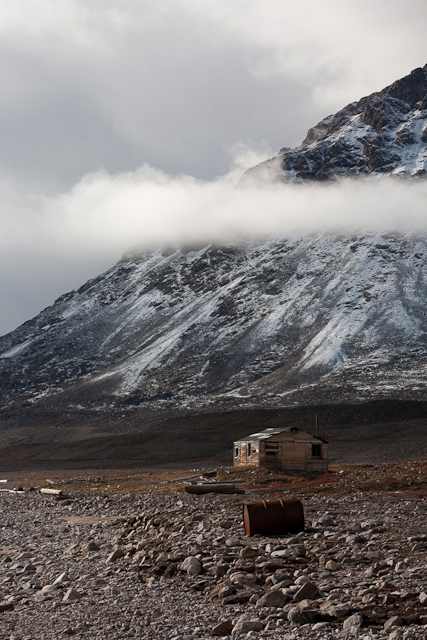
(265, 442), (279, 457)
(312, 444), (322, 458)
(234, 447), (239, 458)
(247, 443), (252, 457)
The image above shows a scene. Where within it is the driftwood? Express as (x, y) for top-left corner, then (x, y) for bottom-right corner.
(185, 483), (245, 495)
(40, 488), (63, 496)
(164, 471), (217, 484)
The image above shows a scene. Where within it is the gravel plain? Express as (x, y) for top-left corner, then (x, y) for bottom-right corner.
(1, 466), (427, 640)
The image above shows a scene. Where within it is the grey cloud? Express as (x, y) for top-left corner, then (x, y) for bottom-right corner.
(2, 168), (427, 335)
(0, 0), (426, 334)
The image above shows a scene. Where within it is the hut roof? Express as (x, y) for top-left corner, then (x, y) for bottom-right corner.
(234, 426), (328, 444)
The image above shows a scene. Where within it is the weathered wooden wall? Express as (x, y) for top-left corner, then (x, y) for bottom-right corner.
(234, 441), (260, 468)
(234, 430), (328, 472)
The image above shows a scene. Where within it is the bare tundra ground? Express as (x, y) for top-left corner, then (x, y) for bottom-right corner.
(1, 464), (427, 639)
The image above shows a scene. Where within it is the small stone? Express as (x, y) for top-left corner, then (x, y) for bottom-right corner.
(343, 613), (364, 631)
(22, 563), (36, 573)
(212, 620), (233, 636)
(325, 560), (340, 571)
(231, 618), (263, 635)
(419, 591), (427, 604)
(222, 590), (253, 605)
(230, 571), (256, 585)
(53, 571), (69, 585)
(63, 587), (82, 603)
(394, 561), (407, 573)
(384, 616), (403, 629)
(156, 552), (169, 564)
(240, 546), (259, 560)
(209, 565), (227, 577)
(270, 579), (293, 590)
(225, 538), (240, 547)
(106, 549), (125, 563)
(287, 607), (310, 625)
(85, 541), (98, 552)
(325, 604), (350, 619)
(256, 590), (287, 608)
(293, 581), (319, 602)
(181, 556), (202, 575)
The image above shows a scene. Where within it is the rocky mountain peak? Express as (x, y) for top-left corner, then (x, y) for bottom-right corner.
(244, 64), (427, 183)
(383, 64), (427, 107)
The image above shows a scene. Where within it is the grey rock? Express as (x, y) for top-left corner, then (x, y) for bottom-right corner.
(324, 604), (350, 619)
(288, 607), (307, 625)
(181, 556), (202, 575)
(342, 613), (364, 630)
(240, 546), (259, 560)
(62, 587), (83, 602)
(231, 618), (263, 635)
(384, 615), (403, 629)
(293, 581), (319, 602)
(106, 549), (125, 563)
(53, 571), (69, 585)
(394, 561), (407, 573)
(256, 590), (288, 608)
(212, 620), (233, 636)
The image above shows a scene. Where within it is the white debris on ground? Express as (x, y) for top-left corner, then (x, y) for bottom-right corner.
(1, 486), (427, 639)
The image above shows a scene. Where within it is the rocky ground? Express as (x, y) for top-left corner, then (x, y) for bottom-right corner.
(1, 464), (427, 639)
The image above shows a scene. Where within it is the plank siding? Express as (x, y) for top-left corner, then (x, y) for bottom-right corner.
(234, 427), (328, 472)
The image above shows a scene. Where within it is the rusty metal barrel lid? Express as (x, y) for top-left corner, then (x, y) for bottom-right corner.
(243, 498), (304, 536)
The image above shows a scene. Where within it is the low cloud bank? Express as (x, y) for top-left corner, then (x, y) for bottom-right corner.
(4, 165), (427, 255)
(1, 162), (427, 335)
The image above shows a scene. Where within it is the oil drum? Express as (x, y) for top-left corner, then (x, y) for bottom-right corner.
(243, 498), (304, 536)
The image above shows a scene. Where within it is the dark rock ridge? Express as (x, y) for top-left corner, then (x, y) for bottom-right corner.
(1, 65), (427, 418)
(243, 64), (427, 183)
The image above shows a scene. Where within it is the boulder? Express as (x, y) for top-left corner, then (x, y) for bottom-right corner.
(106, 549), (125, 563)
(181, 556), (202, 576)
(293, 581), (319, 601)
(212, 620), (233, 636)
(384, 616), (403, 629)
(257, 590), (288, 608)
(343, 613), (364, 630)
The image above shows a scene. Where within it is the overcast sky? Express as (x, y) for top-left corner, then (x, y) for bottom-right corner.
(0, 0), (426, 336)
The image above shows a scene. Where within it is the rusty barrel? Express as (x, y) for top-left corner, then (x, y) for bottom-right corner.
(243, 498), (304, 536)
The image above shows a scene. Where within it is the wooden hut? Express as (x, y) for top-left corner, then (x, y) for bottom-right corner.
(233, 427), (328, 473)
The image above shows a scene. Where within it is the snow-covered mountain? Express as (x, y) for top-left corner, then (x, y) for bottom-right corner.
(244, 64), (427, 183)
(1, 66), (427, 415)
(1, 233), (427, 412)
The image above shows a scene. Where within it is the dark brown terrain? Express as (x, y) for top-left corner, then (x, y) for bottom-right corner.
(0, 399), (427, 472)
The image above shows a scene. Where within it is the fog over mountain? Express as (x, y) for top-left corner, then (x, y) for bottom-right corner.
(1, 66), (427, 426)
